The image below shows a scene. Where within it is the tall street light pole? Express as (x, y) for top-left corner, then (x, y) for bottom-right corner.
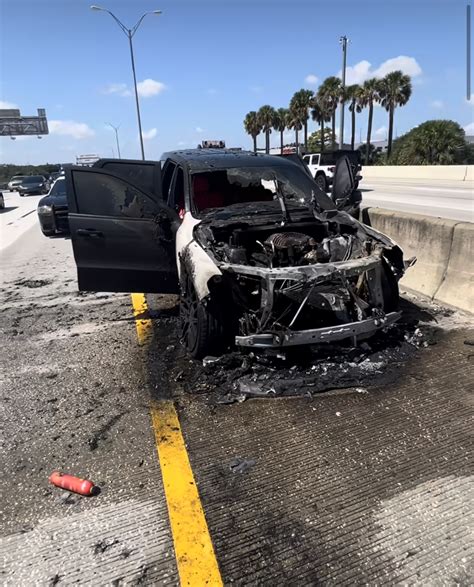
(107, 123), (121, 158)
(91, 5), (162, 160)
(338, 35), (349, 150)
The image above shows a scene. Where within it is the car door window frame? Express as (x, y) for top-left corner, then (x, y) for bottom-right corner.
(66, 167), (161, 220)
(167, 165), (187, 213)
(161, 160), (177, 204)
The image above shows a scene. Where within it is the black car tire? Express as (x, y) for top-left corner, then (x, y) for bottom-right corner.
(315, 173), (327, 192)
(0, 194), (4, 209)
(180, 269), (226, 359)
(19, 193), (24, 197)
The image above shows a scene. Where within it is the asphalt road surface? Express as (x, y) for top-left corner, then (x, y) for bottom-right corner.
(361, 178), (473, 222)
(1, 210), (473, 585)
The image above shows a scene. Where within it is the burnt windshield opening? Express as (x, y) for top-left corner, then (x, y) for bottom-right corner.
(191, 165), (335, 214)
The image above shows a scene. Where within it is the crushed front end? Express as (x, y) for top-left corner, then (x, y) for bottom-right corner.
(195, 204), (405, 349)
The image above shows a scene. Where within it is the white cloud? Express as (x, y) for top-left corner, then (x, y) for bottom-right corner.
(430, 100), (444, 109)
(102, 83), (131, 97)
(466, 94), (474, 105)
(340, 55), (422, 85)
(49, 120), (95, 139)
(195, 126), (204, 133)
(464, 122), (474, 135)
(137, 78), (166, 98)
(142, 128), (157, 140)
(249, 85), (263, 94)
(305, 74), (319, 85)
(374, 56), (422, 78)
(207, 88), (218, 95)
(341, 60), (372, 85)
(374, 126), (387, 139)
(0, 100), (18, 109)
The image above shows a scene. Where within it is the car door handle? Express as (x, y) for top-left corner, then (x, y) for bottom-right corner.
(76, 228), (103, 238)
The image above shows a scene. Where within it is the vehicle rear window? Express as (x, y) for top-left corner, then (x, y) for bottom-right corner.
(23, 176), (44, 183)
(72, 170), (157, 218)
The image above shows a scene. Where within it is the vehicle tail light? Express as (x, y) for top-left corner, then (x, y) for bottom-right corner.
(328, 166), (335, 172)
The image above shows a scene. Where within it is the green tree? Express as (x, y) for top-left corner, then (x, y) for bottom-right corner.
(317, 76), (342, 150)
(378, 70), (412, 158)
(357, 143), (380, 165)
(345, 84), (363, 150)
(287, 105), (303, 152)
(243, 111), (262, 153)
(390, 120), (468, 165)
(359, 78), (381, 165)
(307, 127), (333, 152)
(289, 89), (314, 150)
(257, 105), (277, 154)
(273, 108), (289, 154)
(310, 98), (331, 153)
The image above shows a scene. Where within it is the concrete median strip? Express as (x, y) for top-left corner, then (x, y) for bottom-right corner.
(362, 207), (473, 313)
(435, 222), (474, 312)
(130, 293), (223, 586)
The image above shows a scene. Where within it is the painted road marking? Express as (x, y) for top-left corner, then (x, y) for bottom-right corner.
(130, 293), (153, 345)
(130, 293), (223, 587)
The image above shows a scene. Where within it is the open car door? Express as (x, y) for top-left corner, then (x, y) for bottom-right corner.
(65, 166), (179, 293)
(330, 155), (362, 217)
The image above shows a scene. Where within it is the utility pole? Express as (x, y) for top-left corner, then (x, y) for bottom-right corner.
(107, 123), (121, 158)
(338, 35), (349, 149)
(468, 3), (471, 101)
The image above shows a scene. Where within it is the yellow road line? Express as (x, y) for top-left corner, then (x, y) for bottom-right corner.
(130, 293), (223, 587)
(130, 293), (153, 345)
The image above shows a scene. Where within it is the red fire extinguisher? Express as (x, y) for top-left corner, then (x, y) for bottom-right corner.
(49, 471), (97, 496)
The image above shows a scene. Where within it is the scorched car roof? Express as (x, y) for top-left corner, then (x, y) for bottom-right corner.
(161, 149), (299, 172)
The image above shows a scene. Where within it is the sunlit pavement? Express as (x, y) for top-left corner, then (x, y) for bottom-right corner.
(0, 191), (45, 252)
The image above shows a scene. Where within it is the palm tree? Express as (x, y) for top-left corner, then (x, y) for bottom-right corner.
(378, 70), (412, 158)
(287, 106), (303, 152)
(317, 76), (342, 150)
(346, 84), (363, 150)
(273, 108), (288, 154)
(257, 105), (277, 154)
(243, 111), (261, 153)
(311, 97), (331, 153)
(289, 89), (314, 150)
(359, 78), (381, 165)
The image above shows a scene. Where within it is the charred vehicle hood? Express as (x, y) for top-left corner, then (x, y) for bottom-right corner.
(194, 201), (404, 273)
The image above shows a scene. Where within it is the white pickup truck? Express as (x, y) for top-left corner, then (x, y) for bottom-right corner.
(303, 151), (362, 192)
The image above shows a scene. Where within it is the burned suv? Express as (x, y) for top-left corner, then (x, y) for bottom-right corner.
(64, 150), (405, 358)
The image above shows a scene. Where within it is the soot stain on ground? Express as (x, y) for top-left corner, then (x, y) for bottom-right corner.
(147, 297), (446, 404)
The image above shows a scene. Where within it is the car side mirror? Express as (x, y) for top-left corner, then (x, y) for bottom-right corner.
(331, 155), (355, 210)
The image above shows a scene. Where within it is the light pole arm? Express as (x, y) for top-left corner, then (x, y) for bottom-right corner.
(131, 13), (152, 37)
(101, 8), (129, 36)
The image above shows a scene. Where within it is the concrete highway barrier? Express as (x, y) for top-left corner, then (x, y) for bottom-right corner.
(362, 165), (474, 182)
(435, 222), (474, 312)
(362, 207), (473, 313)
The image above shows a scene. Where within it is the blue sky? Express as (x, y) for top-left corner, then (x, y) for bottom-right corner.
(1, 0), (473, 164)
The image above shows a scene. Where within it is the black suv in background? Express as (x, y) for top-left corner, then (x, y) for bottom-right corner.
(37, 178), (69, 236)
